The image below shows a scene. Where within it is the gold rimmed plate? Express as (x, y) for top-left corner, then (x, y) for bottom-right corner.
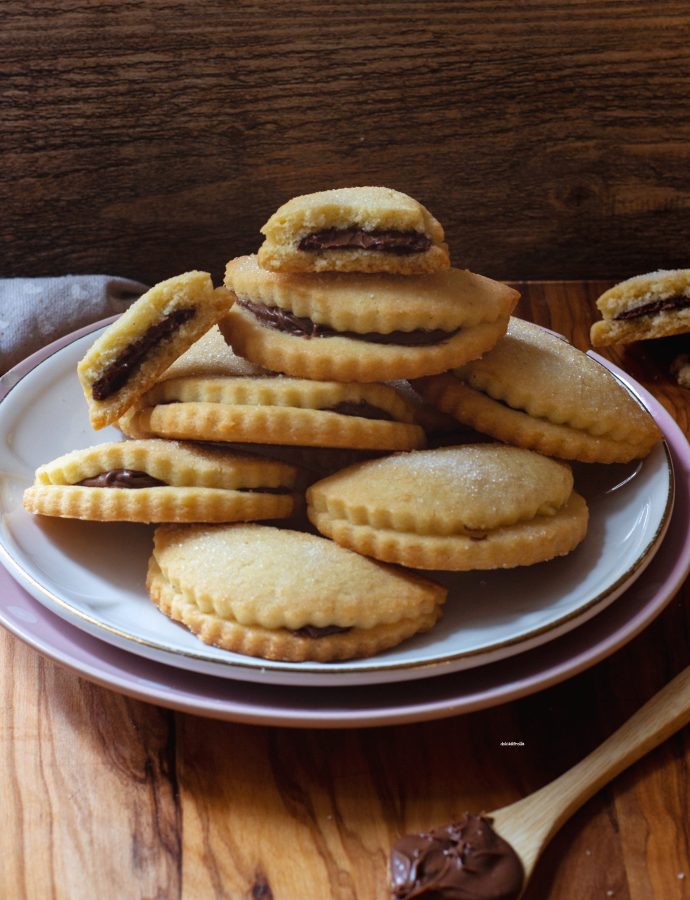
(0, 322), (675, 687)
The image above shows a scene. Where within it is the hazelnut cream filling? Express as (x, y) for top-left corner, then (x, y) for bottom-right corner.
(297, 228), (432, 255)
(92, 307), (196, 400)
(237, 298), (459, 347)
(74, 470), (291, 493)
(614, 295), (690, 321)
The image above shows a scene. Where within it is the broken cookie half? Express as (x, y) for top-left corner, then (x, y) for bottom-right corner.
(77, 271), (233, 429)
(257, 186), (450, 275)
(590, 268), (690, 347)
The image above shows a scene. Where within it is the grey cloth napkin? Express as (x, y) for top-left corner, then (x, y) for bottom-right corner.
(0, 275), (148, 375)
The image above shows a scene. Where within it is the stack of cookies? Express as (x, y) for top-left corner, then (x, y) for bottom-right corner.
(22, 186), (664, 664)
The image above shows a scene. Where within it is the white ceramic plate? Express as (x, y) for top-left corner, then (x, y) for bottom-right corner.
(0, 322), (675, 687)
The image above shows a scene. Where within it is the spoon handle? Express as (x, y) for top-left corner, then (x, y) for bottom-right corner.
(496, 665), (690, 874)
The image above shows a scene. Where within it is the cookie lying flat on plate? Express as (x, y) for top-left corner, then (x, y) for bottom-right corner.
(307, 444), (589, 571)
(78, 272), (233, 429)
(257, 186), (450, 275)
(148, 523), (446, 661)
(119, 375), (426, 451)
(590, 269), (690, 346)
(23, 439), (297, 523)
(416, 318), (662, 463)
(221, 255), (519, 382)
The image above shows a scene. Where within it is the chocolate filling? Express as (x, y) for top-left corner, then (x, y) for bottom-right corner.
(327, 401), (396, 421)
(237, 299), (459, 347)
(390, 813), (524, 900)
(92, 307), (196, 401)
(292, 624), (352, 639)
(298, 228), (432, 255)
(76, 469), (167, 489)
(614, 294), (690, 321)
(243, 486), (293, 494)
(74, 471), (291, 493)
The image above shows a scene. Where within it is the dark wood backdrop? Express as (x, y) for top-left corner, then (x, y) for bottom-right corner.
(2, 1), (690, 284)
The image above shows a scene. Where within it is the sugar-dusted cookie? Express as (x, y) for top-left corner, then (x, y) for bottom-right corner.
(119, 375), (426, 451)
(221, 255), (519, 382)
(257, 186), (450, 275)
(590, 269), (690, 346)
(148, 523), (446, 661)
(307, 444), (589, 571)
(159, 324), (268, 380)
(23, 439), (297, 523)
(78, 272), (233, 429)
(416, 318), (662, 463)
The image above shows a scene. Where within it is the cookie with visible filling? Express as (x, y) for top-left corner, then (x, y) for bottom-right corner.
(590, 269), (690, 346)
(119, 375), (426, 451)
(22, 439), (297, 523)
(147, 523), (446, 661)
(307, 444), (589, 571)
(257, 186), (450, 274)
(78, 272), (233, 429)
(220, 255), (518, 382)
(416, 318), (662, 463)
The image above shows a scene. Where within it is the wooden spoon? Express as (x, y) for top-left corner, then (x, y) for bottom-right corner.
(489, 664), (690, 897)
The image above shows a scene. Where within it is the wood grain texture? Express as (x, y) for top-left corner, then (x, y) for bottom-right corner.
(1, 283), (689, 899)
(0, 628), (181, 900)
(3, 1), (690, 283)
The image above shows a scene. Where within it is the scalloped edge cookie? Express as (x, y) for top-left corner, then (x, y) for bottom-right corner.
(148, 523), (446, 660)
(119, 376), (426, 450)
(306, 444), (589, 570)
(224, 255), (519, 333)
(23, 439), (297, 523)
(218, 304), (511, 383)
(415, 319), (661, 462)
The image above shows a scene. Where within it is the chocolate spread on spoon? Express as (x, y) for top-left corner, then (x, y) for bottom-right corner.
(390, 813), (524, 899)
(92, 307), (196, 401)
(236, 299), (458, 347)
(299, 228), (432, 255)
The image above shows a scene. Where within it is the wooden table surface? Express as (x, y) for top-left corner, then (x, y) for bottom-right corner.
(4, 1), (690, 284)
(1, 281), (689, 900)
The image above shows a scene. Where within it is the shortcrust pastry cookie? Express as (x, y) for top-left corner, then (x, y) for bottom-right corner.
(307, 444), (589, 571)
(78, 271), (233, 429)
(416, 318), (662, 463)
(23, 439), (297, 523)
(590, 269), (690, 346)
(221, 255), (519, 382)
(160, 325), (268, 380)
(257, 186), (450, 275)
(119, 375), (426, 451)
(148, 523), (446, 661)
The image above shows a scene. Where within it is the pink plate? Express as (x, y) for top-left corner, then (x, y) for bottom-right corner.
(0, 324), (689, 726)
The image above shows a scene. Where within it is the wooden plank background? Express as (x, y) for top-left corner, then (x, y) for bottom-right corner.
(2, 1), (690, 284)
